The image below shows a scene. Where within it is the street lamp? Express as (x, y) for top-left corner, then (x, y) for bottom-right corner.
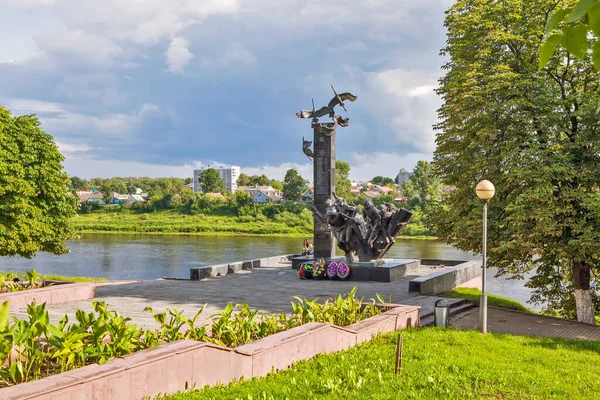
(475, 180), (495, 334)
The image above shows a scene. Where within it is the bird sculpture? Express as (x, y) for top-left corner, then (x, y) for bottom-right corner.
(296, 86), (357, 122)
(302, 137), (314, 160)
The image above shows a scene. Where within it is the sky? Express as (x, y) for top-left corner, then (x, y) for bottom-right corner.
(0, 0), (453, 181)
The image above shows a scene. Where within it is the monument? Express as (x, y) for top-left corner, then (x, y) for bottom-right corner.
(296, 87), (413, 264)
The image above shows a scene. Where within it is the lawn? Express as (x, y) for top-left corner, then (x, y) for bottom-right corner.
(441, 287), (531, 312)
(165, 328), (600, 400)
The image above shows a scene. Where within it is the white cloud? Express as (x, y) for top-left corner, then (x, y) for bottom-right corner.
(33, 0), (241, 45)
(35, 30), (122, 66)
(166, 36), (194, 74)
(362, 69), (441, 153)
(31, 103), (160, 136)
(348, 151), (432, 181)
(241, 162), (313, 182)
(63, 156), (191, 179)
(56, 142), (91, 153)
(5, 99), (65, 113)
(199, 46), (256, 68)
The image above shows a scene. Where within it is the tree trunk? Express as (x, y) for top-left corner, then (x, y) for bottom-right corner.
(572, 261), (596, 325)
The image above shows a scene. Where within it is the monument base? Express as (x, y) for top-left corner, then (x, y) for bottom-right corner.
(292, 257), (421, 282)
(347, 259), (420, 282)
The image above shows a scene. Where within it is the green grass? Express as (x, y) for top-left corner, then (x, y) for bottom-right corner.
(164, 328), (600, 400)
(41, 274), (107, 282)
(441, 287), (531, 312)
(72, 210), (312, 236)
(0, 270), (107, 283)
(71, 210), (436, 239)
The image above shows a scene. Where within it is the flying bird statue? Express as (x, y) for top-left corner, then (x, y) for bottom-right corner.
(302, 136), (314, 160)
(296, 86), (357, 123)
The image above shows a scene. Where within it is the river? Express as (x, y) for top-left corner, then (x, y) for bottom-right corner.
(0, 233), (538, 309)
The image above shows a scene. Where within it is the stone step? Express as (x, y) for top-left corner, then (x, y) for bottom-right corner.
(420, 301), (475, 327)
(420, 298), (468, 318)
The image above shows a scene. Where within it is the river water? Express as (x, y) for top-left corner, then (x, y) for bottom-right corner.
(0, 233), (538, 309)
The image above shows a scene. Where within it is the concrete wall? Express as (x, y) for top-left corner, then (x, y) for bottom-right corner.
(0, 282), (96, 311)
(1, 304), (419, 400)
(190, 254), (292, 280)
(409, 260), (482, 295)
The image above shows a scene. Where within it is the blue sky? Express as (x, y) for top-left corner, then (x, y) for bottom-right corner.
(0, 0), (452, 181)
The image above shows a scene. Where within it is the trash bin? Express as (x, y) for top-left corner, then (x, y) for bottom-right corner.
(434, 299), (449, 327)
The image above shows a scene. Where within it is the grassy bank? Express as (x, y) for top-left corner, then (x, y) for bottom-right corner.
(166, 328), (600, 400)
(441, 287), (531, 312)
(72, 210), (312, 236)
(71, 210), (436, 239)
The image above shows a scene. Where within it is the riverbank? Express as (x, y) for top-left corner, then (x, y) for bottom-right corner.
(72, 211), (437, 239)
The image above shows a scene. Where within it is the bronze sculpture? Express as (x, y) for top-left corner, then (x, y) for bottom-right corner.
(297, 86), (412, 262)
(312, 197), (412, 262)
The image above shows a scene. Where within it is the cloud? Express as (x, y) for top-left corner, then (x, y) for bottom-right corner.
(199, 46), (256, 68)
(242, 162), (313, 181)
(361, 69), (441, 154)
(166, 36), (194, 74)
(35, 30), (122, 66)
(348, 151), (432, 181)
(6, 99), (65, 114)
(63, 156), (192, 179)
(0, 0), (452, 178)
(56, 142), (91, 153)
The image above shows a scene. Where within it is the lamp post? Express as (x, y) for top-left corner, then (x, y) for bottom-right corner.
(475, 180), (495, 334)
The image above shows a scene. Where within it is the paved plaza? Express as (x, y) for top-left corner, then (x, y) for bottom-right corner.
(11, 260), (446, 329)
(451, 306), (600, 341)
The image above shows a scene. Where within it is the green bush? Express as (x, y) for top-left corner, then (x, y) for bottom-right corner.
(0, 288), (384, 387)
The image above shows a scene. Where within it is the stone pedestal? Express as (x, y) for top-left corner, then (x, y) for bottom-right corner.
(313, 123), (336, 259)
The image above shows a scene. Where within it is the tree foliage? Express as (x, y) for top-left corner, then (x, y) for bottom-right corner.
(0, 106), (78, 257)
(432, 0), (600, 323)
(540, 0), (600, 70)
(282, 169), (306, 202)
(371, 176), (395, 186)
(403, 161), (441, 205)
(335, 160), (352, 199)
(199, 168), (226, 193)
(100, 179), (128, 203)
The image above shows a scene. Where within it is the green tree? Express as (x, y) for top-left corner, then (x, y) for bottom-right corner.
(235, 190), (253, 208)
(0, 106), (78, 257)
(69, 176), (88, 191)
(402, 161), (441, 205)
(237, 173), (250, 187)
(371, 176), (395, 186)
(283, 169), (306, 202)
(199, 168), (226, 193)
(335, 160), (352, 199)
(100, 179), (128, 203)
(539, 0), (600, 70)
(270, 180), (283, 191)
(433, 0), (600, 324)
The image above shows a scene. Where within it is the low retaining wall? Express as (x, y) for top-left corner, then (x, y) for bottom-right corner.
(1, 304), (419, 400)
(408, 260), (482, 295)
(190, 254), (292, 280)
(0, 282), (96, 311)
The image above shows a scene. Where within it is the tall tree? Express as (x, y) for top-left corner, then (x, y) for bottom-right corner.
(283, 169), (306, 202)
(69, 176), (88, 191)
(0, 106), (78, 257)
(237, 173), (250, 187)
(402, 161), (441, 204)
(335, 160), (352, 199)
(433, 0), (600, 323)
(199, 168), (226, 193)
(100, 179), (128, 203)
